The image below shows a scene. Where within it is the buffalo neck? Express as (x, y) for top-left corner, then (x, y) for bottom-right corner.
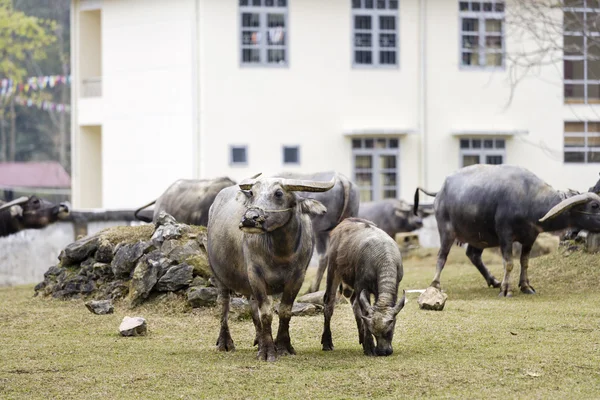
(266, 211), (303, 261)
(0, 211), (20, 237)
(536, 191), (574, 233)
(374, 257), (399, 308)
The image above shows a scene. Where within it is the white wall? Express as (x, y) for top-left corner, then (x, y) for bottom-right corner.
(100, 0), (197, 208)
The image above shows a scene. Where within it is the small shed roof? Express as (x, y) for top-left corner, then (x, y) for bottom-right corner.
(0, 162), (71, 188)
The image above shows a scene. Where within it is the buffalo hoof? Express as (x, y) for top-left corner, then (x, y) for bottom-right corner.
(277, 344), (296, 357)
(429, 281), (441, 290)
(520, 285), (536, 295)
(216, 336), (235, 352)
(257, 343), (277, 362)
(488, 278), (501, 288)
(498, 289), (513, 298)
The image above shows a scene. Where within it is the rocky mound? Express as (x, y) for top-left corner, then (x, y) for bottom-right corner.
(35, 213), (215, 308)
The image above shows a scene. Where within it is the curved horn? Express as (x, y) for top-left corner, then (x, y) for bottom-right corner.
(393, 290), (406, 314)
(238, 172), (262, 190)
(540, 192), (600, 222)
(281, 176), (336, 192)
(0, 196), (29, 213)
(359, 290), (373, 315)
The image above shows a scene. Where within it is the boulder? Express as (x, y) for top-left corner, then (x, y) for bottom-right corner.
(187, 286), (218, 308)
(296, 291), (326, 306)
(119, 316), (147, 337)
(111, 241), (154, 278)
(128, 253), (162, 307)
(230, 297), (252, 320)
(95, 237), (114, 263)
(151, 212), (191, 246)
(59, 234), (99, 265)
(418, 287), (448, 311)
(289, 302), (322, 317)
(85, 300), (114, 315)
(156, 263), (193, 292)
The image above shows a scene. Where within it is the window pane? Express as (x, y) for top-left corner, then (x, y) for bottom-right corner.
(376, 138), (387, 148)
(242, 31), (261, 45)
(590, 134), (600, 145)
(356, 172), (373, 186)
(586, 13), (600, 33)
(484, 139), (494, 148)
(383, 190), (397, 199)
(460, 139), (470, 149)
(252, 0), (261, 5)
(267, 49), (285, 63)
(472, 2), (481, 11)
(483, 2), (492, 11)
(459, 1), (469, 11)
(267, 27), (285, 45)
(242, 48), (260, 62)
(389, 0), (398, 9)
(564, 59), (585, 80)
(485, 52), (503, 67)
(380, 16), (396, 30)
(267, 13), (285, 28)
(564, 35), (584, 56)
(495, 139), (505, 148)
(360, 190), (373, 202)
(379, 51), (396, 65)
(355, 155), (372, 168)
(588, 85), (600, 103)
(365, 139), (374, 148)
(355, 51), (373, 64)
(381, 172), (397, 185)
(565, 122), (585, 132)
(589, 151), (600, 162)
(242, 13), (260, 27)
(565, 136), (585, 147)
(462, 35), (479, 49)
(240, 0), (249, 5)
(377, 0), (385, 8)
(462, 52), (480, 66)
(389, 138), (399, 148)
(355, 33), (372, 47)
(485, 36), (502, 49)
(380, 155), (397, 169)
(588, 0), (600, 7)
(355, 15), (372, 30)
(265, 0), (274, 5)
(472, 139), (482, 148)
(565, 151), (585, 162)
(462, 18), (479, 32)
(485, 19), (502, 33)
(494, 2), (505, 11)
(352, 139), (362, 149)
(564, 12), (584, 32)
(565, 84), (585, 101)
(232, 147), (247, 163)
(564, 0), (583, 6)
(352, 0), (361, 8)
(588, 122), (600, 132)
(365, 0), (374, 8)
(486, 155), (503, 165)
(277, 0), (286, 5)
(463, 155), (480, 166)
(283, 146), (299, 163)
(588, 60), (600, 80)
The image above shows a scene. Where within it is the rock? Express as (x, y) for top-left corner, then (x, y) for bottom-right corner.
(128, 253), (162, 307)
(43, 265), (64, 278)
(155, 212), (177, 227)
(289, 302), (322, 317)
(191, 276), (208, 287)
(101, 280), (129, 300)
(119, 316), (147, 337)
(156, 263), (193, 292)
(95, 237), (114, 263)
(151, 212), (191, 246)
(187, 286), (218, 308)
(85, 300), (114, 315)
(59, 234), (99, 265)
(230, 297), (252, 320)
(296, 291), (326, 306)
(111, 241), (154, 278)
(418, 287), (448, 311)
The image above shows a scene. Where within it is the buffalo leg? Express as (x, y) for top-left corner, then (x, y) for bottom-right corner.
(249, 297), (260, 347)
(498, 237), (515, 297)
(519, 242), (536, 294)
(249, 266), (276, 362)
(276, 269), (307, 356)
(430, 231), (455, 289)
(351, 296), (375, 356)
(350, 292), (363, 345)
(321, 262), (342, 351)
(215, 283), (235, 352)
(466, 245), (501, 288)
(308, 234), (329, 293)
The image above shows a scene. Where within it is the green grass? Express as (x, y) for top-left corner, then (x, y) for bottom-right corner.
(1, 247), (600, 399)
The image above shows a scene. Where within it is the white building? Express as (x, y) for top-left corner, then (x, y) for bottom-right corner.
(70, 0), (600, 209)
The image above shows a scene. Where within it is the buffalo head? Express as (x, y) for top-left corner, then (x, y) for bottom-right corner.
(237, 174), (334, 233)
(393, 200), (423, 231)
(540, 192), (600, 232)
(0, 196), (70, 229)
(358, 289), (405, 356)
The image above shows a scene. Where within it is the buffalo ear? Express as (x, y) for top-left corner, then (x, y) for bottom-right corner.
(9, 205), (23, 218)
(394, 209), (406, 218)
(299, 198), (327, 215)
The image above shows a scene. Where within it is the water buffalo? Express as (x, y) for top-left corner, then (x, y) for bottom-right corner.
(358, 199), (423, 238)
(275, 171), (359, 293)
(0, 196), (70, 237)
(321, 218), (405, 356)
(134, 177), (236, 226)
(414, 164), (600, 297)
(207, 174), (334, 361)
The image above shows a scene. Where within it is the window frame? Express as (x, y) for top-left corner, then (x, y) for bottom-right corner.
(351, 0), (400, 69)
(351, 137), (401, 202)
(230, 145), (249, 166)
(282, 145), (300, 165)
(458, 1), (505, 70)
(564, 121), (600, 163)
(239, 0), (289, 68)
(459, 137), (506, 167)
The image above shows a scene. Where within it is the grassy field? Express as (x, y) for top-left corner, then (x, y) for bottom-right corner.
(1, 247), (600, 399)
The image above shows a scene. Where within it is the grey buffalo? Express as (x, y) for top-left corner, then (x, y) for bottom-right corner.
(321, 218), (405, 356)
(275, 171), (359, 293)
(358, 199), (423, 238)
(414, 164), (600, 297)
(207, 174), (334, 361)
(0, 196), (70, 237)
(134, 177), (235, 226)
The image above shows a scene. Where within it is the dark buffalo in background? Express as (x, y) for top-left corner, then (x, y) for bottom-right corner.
(134, 177), (236, 226)
(358, 199), (424, 238)
(0, 196), (70, 237)
(274, 171), (360, 293)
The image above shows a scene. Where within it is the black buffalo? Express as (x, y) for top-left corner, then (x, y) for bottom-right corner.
(0, 196), (70, 237)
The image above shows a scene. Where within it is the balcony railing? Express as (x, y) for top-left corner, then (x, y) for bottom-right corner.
(81, 77), (102, 98)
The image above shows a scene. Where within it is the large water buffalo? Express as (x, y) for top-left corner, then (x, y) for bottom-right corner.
(0, 196), (70, 237)
(207, 174), (334, 361)
(321, 218), (405, 356)
(134, 177), (235, 226)
(358, 199), (423, 238)
(414, 164), (600, 297)
(275, 171), (359, 293)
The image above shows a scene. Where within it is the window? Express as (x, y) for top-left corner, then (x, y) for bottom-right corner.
(564, 0), (600, 104)
(352, 0), (399, 67)
(230, 145), (248, 165)
(459, 1), (505, 68)
(459, 137), (505, 167)
(564, 121), (600, 163)
(283, 146), (299, 164)
(352, 137), (400, 202)
(239, 0), (287, 66)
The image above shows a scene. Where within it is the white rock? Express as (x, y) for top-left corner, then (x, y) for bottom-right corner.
(119, 316), (147, 336)
(417, 287), (448, 311)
